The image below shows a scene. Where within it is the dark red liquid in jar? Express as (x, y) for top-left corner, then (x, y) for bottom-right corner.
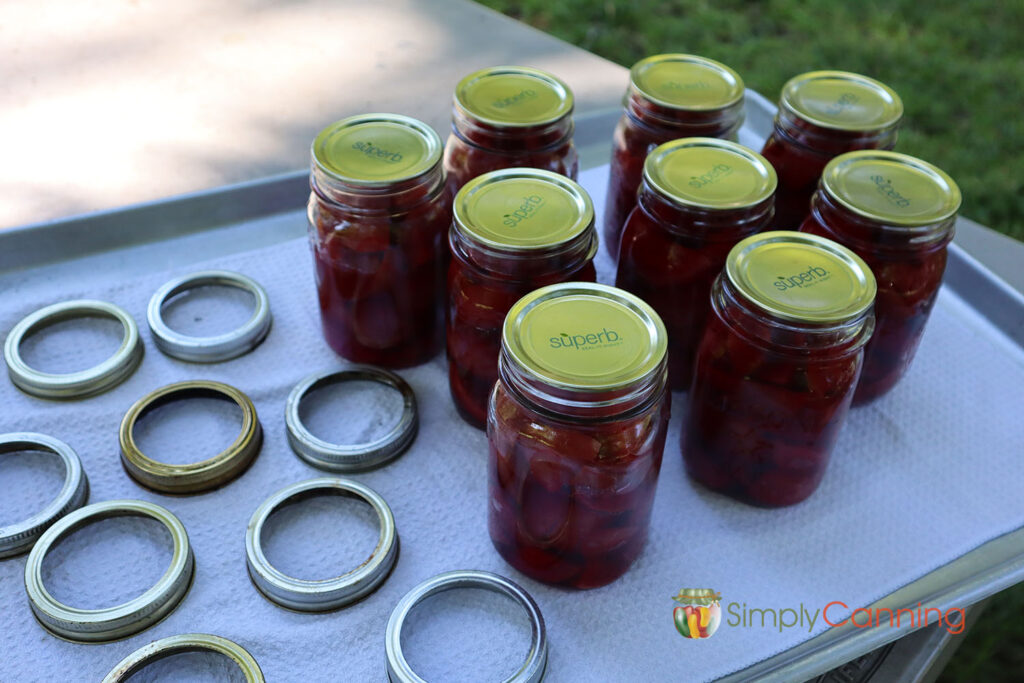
(800, 193), (954, 404)
(487, 282), (670, 588)
(448, 258), (596, 428)
(308, 115), (451, 367)
(488, 378), (670, 588)
(681, 233), (875, 507)
(761, 71), (903, 230)
(603, 54), (746, 260)
(615, 139), (775, 391)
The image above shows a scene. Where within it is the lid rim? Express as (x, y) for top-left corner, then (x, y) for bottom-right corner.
(780, 70), (903, 133)
(643, 137), (778, 211)
(629, 53), (745, 112)
(821, 151), (962, 226)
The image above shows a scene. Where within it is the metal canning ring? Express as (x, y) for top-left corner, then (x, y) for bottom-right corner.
(385, 570), (548, 683)
(0, 433), (89, 559)
(147, 270), (272, 363)
(101, 633), (265, 682)
(3, 299), (143, 399)
(246, 477), (398, 612)
(285, 366), (417, 473)
(120, 380), (262, 494)
(24, 499), (194, 642)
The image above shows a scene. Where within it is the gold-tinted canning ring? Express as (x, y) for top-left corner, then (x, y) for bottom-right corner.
(24, 499), (194, 642)
(120, 380), (262, 494)
(3, 299), (143, 399)
(101, 633), (265, 682)
(0, 433), (89, 558)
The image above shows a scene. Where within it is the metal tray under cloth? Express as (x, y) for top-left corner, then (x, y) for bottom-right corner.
(2, 91), (1022, 682)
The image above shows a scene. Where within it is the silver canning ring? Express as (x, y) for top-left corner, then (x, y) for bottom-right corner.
(385, 570), (548, 683)
(3, 299), (143, 399)
(101, 633), (265, 682)
(147, 270), (272, 363)
(285, 367), (417, 472)
(24, 499), (194, 642)
(0, 433), (89, 559)
(246, 477), (398, 612)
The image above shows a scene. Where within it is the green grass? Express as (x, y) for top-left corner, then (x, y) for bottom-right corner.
(476, 4), (1024, 678)
(478, 0), (1024, 241)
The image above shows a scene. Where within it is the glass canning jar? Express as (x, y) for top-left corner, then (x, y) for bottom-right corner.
(616, 137), (776, 390)
(800, 151), (960, 404)
(682, 231), (877, 507)
(443, 66), (578, 199)
(488, 283), (670, 588)
(448, 168), (598, 428)
(308, 114), (451, 367)
(760, 71), (903, 230)
(603, 54), (746, 259)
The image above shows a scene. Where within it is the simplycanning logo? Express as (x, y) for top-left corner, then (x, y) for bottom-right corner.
(672, 589), (966, 640)
(549, 328), (623, 350)
(773, 265), (831, 291)
(871, 175), (912, 208)
(351, 141), (404, 163)
(493, 88), (538, 109)
(503, 195), (546, 227)
(689, 164), (734, 189)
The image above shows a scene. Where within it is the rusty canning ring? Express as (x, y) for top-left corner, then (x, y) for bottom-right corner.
(285, 367), (417, 472)
(24, 499), (194, 642)
(245, 477), (399, 612)
(147, 270), (272, 363)
(385, 570), (548, 682)
(0, 433), (89, 559)
(101, 633), (265, 682)
(120, 380), (262, 494)
(3, 299), (143, 399)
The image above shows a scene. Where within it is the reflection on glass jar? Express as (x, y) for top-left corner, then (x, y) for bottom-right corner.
(616, 137), (776, 390)
(760, 71), (903, 230)
(448, 168), (597, 428)
(443, 66), (578, 199)
(308, 114), (451, 368)
(488, 283), (670, 588)
(604, 54), (745, 260)
(683, 231), (876, 507)
(801, 151), (960, 404)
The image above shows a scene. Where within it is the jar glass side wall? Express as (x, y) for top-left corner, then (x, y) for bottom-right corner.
(487, 379), (670, 588)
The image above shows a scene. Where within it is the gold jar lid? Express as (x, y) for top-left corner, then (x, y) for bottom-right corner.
(503, 282), (667, 392)
(644, 137), (777, 210)
(821, 151), (961, 226)
(454, 66), (574, 127)
(312, 113), (442, 186)
(725, 231), (876, 324)
(453, 168), (594, 251)
(630, 54), (744, 110)
(780, 71), (903, 132)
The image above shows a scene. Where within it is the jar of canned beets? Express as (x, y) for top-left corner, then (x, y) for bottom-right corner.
(760, 71), (903, 230)
(443, 66), (578, 198)
(308, 114), (451, 367)
(801, 151), (960, 404)
(448, 168), (598, 428)
(488, 282), (670, 588)
(616, 138), (776, 390)
(682, 231), (877, 507)
(604, 54), (746, 259)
